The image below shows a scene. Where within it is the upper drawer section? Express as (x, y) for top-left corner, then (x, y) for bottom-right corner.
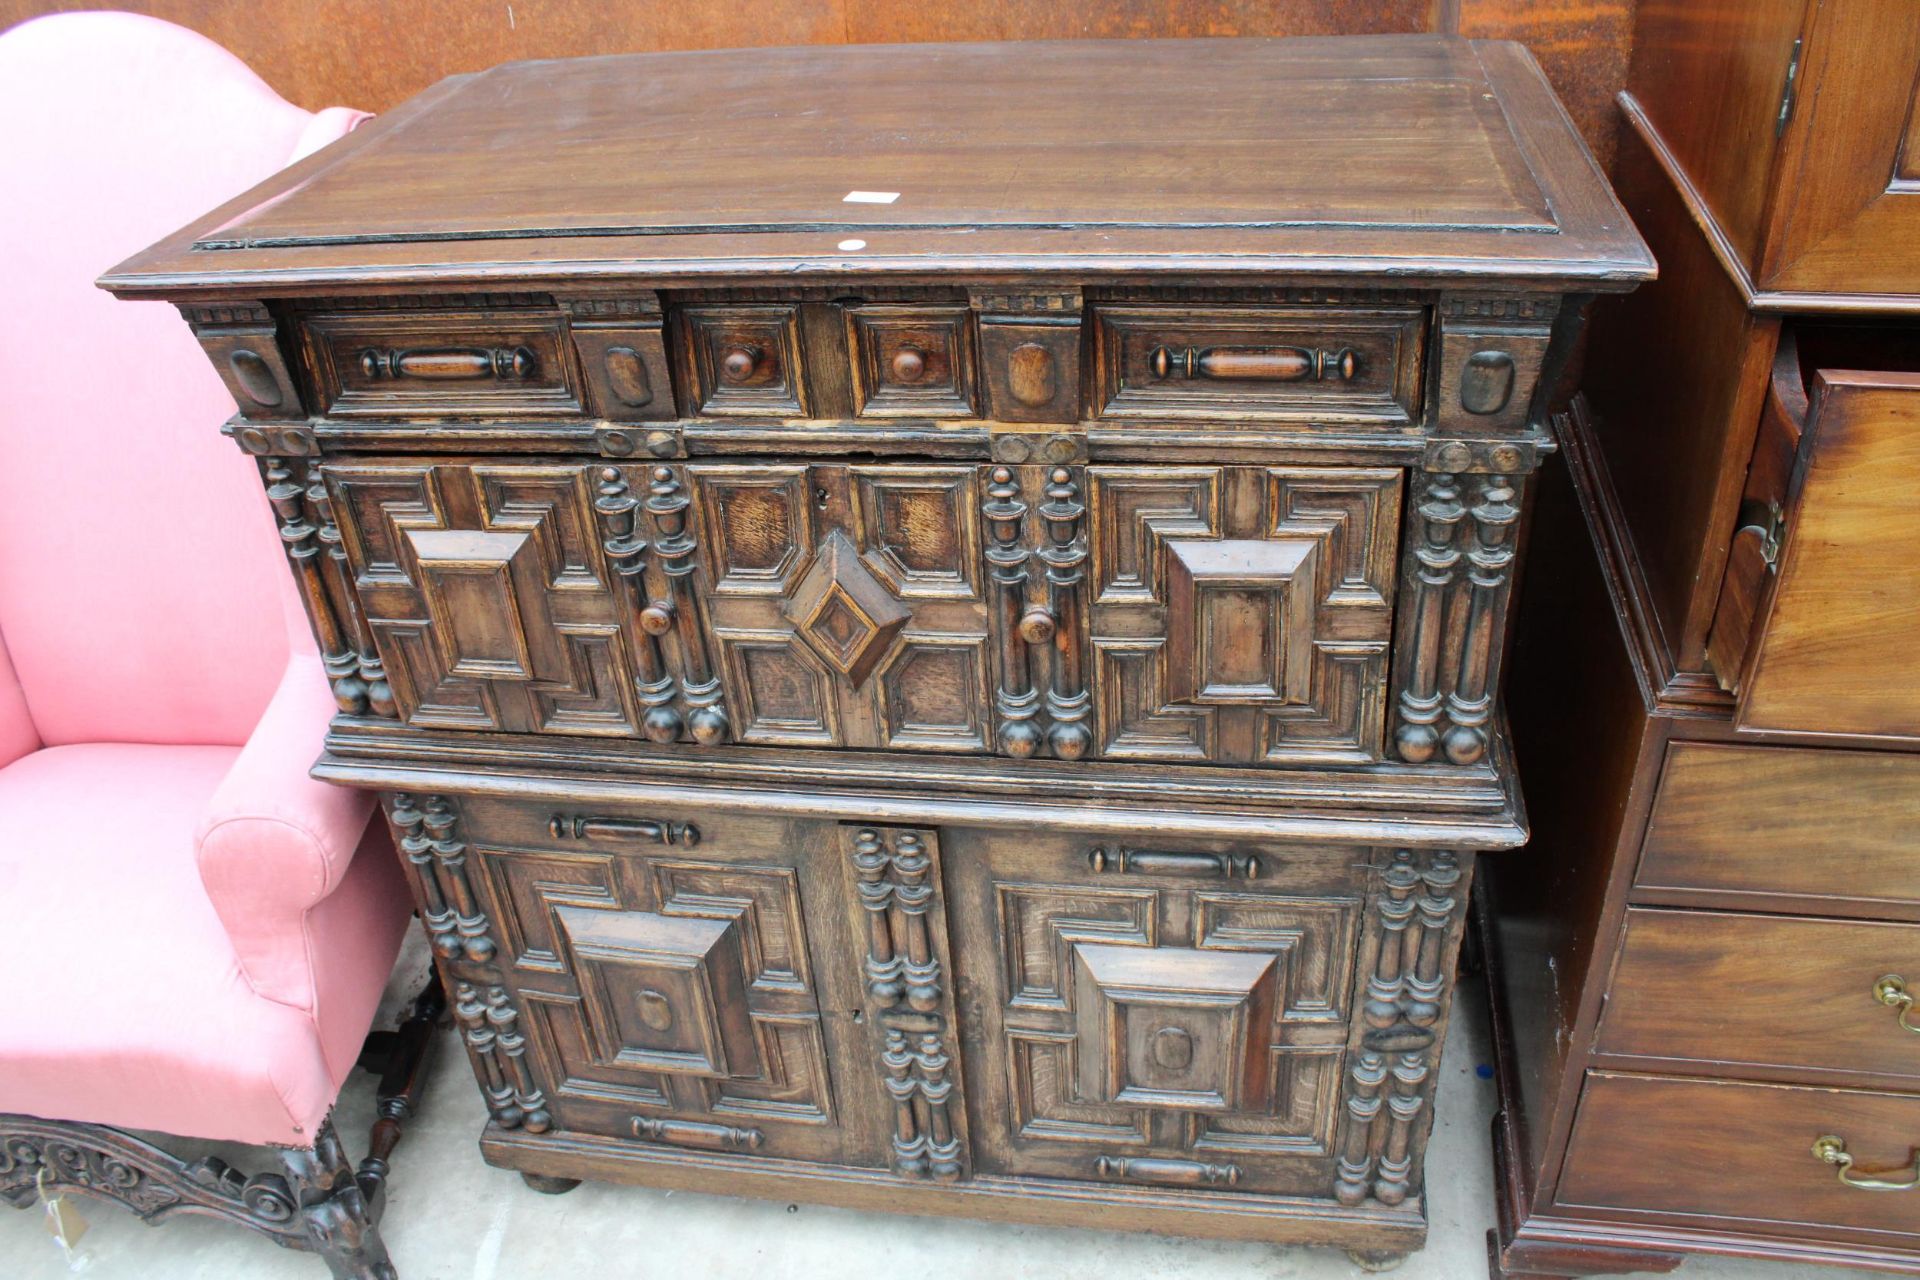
(1091, 305), (1426, 425)
(300, 308), (587, 419)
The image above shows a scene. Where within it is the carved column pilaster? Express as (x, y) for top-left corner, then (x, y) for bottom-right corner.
(592, 466), (681, 742)
(1373, 1051), (1431, 1206)
(647, 465), (730, 745)
(983, 466), (1043, 757)
(305, 462), (393, 717)
(452, 980), (550, 1134)
(1444, 475), (1519, 765)
(390, 793), (495, 964)
(1335, 1051), (1388, 1207)
(847, 826), (966, 1182)
(264, 457), (361, 715)
(1037, 466), (1091, 760)
(1393, 472), (1464, 763)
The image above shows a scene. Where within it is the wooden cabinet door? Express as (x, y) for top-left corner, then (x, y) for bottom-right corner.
(1710, 370), (1920, 740)
(942, 827), (1373, 1196)
(1756, 3), (1920, 295)
(416, 794), (878, 1167)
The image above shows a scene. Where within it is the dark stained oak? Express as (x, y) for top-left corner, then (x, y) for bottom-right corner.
(102, 35), (1647, 1268)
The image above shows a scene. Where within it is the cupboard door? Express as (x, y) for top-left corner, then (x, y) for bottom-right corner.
(944, 828), (1372, 1196)
(1712, 370), (1920, 740)
(1755, 4), (1920, 295)
(409, 794), (876, 1167)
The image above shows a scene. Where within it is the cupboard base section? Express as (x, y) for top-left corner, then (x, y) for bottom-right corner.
(480, 1126), (1430, 1253)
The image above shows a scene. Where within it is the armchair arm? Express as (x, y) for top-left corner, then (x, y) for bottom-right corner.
(196, 652), (378, 1010)
(0, 627), (39, 770)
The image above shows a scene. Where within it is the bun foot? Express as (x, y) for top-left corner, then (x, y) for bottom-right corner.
(1346, 1248), (1408, 1273)
(519, 1172), (582, 1196)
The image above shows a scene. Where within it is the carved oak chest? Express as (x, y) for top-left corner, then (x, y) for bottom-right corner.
(105, 35), (1651, 1265)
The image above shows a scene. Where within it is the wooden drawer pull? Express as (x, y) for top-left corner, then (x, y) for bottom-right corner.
(632, 1116), (763, 1152)
(1813, 1135), (1920, 1191)
(359, 345), (537, 381)
(1875, 975), (1920, 1034)
(547, 813), (700, 846)
(1095, 1155), (1239, 1187)
(1149, 344), (1358, 383)
(1088, 846), (1260, 879)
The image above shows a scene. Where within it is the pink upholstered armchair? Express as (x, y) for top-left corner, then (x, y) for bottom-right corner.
(0, 15), (426, 1279)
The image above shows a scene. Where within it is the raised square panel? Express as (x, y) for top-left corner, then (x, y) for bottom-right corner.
(407, 528), (557, 683)
(847, 304), (978, 418)
(1164, 539), (1318, 705)
(556, 906), (760, 1079)
(681, 304), (807, 416)
(1071, 942), (1281, 1113)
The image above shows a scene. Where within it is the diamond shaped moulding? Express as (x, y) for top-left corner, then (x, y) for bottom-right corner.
(781, 529), (911, 687)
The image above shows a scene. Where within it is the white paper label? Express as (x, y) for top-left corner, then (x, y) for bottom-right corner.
(842, 191), (900, 204)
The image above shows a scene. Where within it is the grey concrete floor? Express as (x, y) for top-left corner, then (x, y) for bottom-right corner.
(1, 939), (1899, 1280)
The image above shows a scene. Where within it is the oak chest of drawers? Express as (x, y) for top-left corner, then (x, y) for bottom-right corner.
(104, 35), (1650, 1265)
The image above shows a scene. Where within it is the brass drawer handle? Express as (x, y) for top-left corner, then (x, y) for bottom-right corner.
(1149, 344), (1358, 383)
(1088, 846), (1260, 879)
(548, 814), (700, 846)
(359, 345), (537, 381)
(632, 1116), (763, 1152)
(1095, 1155), (1239, 1187)
(1875, 975), (1920, 1033)
(1813, 1135), (1920, 1191)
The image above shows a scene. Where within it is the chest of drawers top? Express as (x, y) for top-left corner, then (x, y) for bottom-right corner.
(105, 36), (1649, 295)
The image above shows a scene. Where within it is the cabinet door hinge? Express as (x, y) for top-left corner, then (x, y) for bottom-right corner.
(1776, 35), (1804, 137)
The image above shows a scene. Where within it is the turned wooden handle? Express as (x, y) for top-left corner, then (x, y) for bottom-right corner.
(359, 346), (537, 381)
(1095, 1155), (1240, 1187)
(632, 1116), (763, 1152)
(1149, 344), (1358, 383)
(1088, 846), (1260, 879)
(547, 814), (700, 846)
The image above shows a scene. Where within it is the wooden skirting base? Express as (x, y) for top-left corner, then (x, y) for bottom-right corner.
(481, 1127), (1429, 1254)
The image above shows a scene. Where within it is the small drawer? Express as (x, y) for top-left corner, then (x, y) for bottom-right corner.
(1599, 908), (1920, 1081)
(1561, 1072), (1920, 1241)
(1636, 743), (1920, 914)
(301, 309), (584, 419)
(846, 304), (979, 418)
(679, 303), (808, 417)
(1091, 305), (1425, 424)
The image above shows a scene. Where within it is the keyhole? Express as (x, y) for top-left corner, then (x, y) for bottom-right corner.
(815, 486), (831, 508)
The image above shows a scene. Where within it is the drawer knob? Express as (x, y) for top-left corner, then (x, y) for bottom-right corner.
(890, 346), (927, 383)
(638, 600), (676, 636)
(1095, 1155), (1239, 1187)
(720, 345), (761, 382)
(1813, 1135), (1920, 1191)
(1088, 846), (1260, 879)
(1149, 344), (1358, 383)
(1017, 605), (1057, 645)
(1875, 974), (1920, 1034)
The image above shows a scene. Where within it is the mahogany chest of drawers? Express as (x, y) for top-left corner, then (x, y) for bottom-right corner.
(1484, 2), (1920, 1276)
(104, 36), (1650, 1266)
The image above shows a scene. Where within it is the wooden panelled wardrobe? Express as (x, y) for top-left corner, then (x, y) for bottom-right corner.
(1484, 2), (1920, 1275)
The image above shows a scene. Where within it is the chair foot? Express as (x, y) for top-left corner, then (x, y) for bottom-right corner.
(283, 1118), (397, 1280)
(356, 972), (447, 1206)
(520, 1171), (582, 1195)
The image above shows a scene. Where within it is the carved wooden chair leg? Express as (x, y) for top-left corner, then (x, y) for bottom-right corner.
(355, 971), (447, 1208)
(281, 1117), (397, 1280)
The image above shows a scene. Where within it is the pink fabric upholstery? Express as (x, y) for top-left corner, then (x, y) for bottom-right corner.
(0, 12), (365, 746)
(0, 13), (401, 1149)
(198, 655), (404, 1012)
(0, 630), (37, 770)
(0, 745), (400, 1144)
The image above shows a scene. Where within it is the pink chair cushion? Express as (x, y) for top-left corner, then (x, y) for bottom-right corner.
(198, 655), (398, 1009)
(0, 12), (363, 747)
(0, 630), (36, 770)
(0, 743), (406, 1146)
